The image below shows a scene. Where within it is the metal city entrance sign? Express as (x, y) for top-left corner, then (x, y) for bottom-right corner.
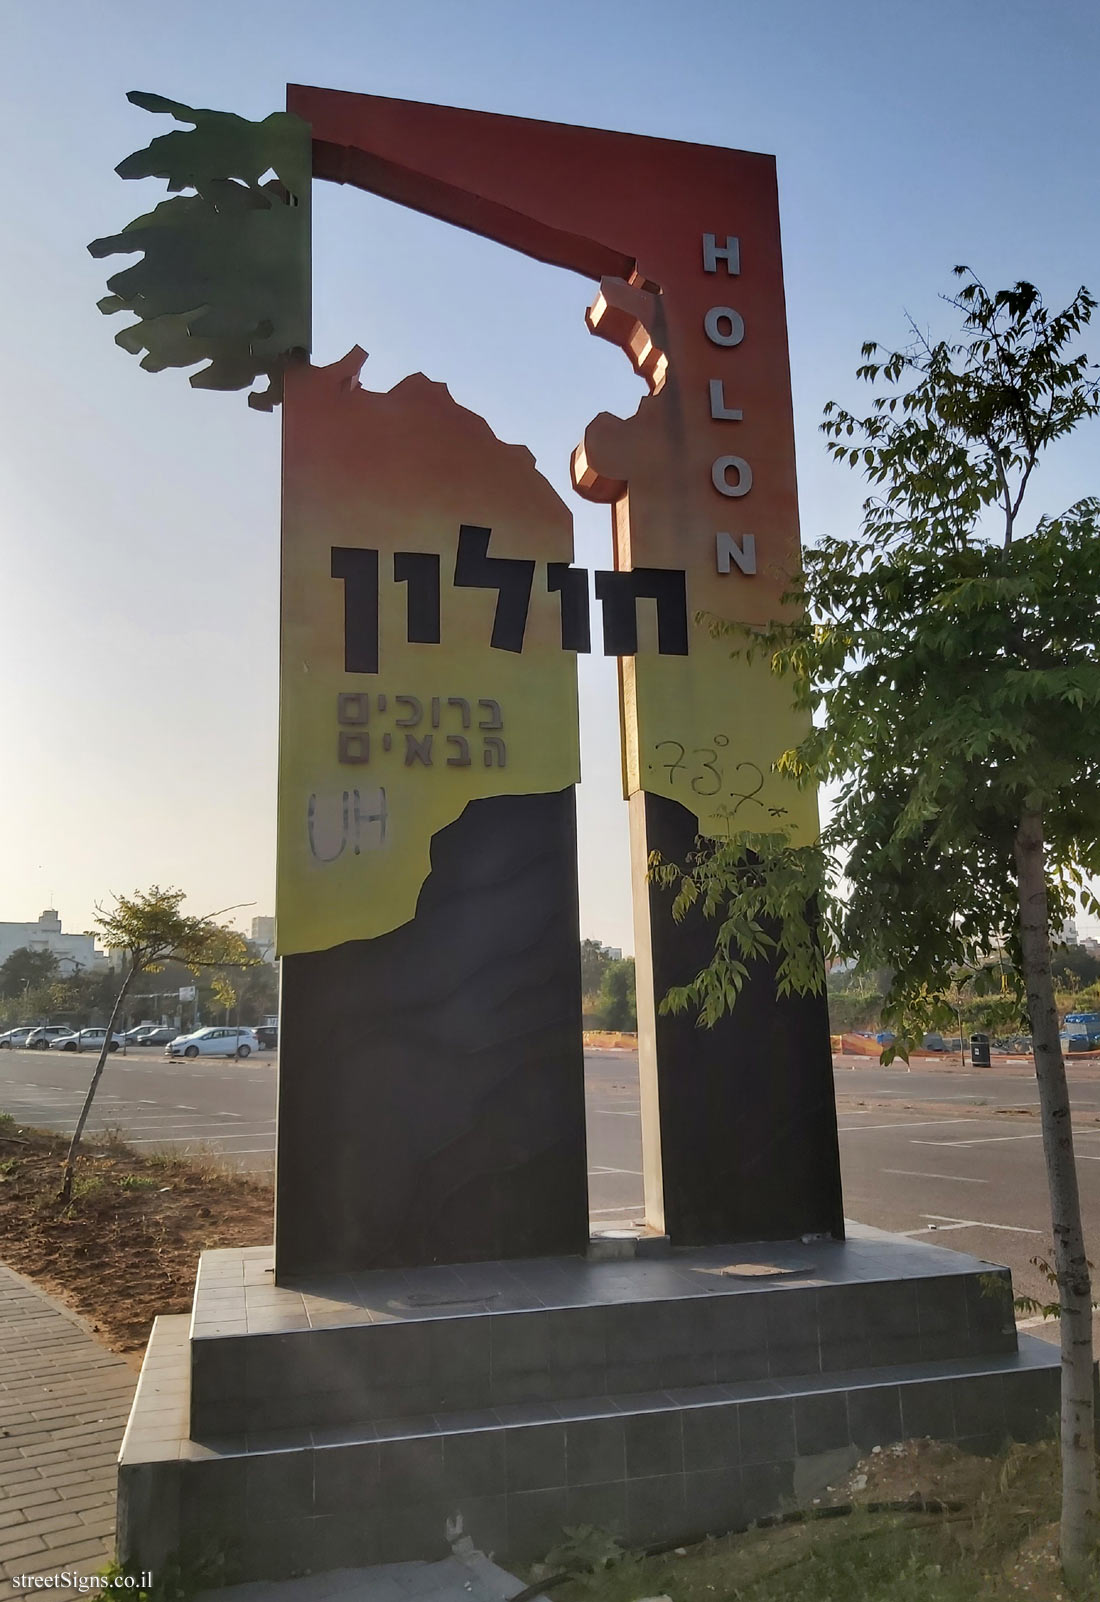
(93, 89), (843, 1275)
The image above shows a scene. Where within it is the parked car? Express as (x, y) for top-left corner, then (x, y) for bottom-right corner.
(132, 1026), (179, 1046)
(0, 1026), (35, 1049)
(255, 1025), (277, 1050)
(1061, 1030), (1095, 1053)
(1063, 1012), (1100, 1045)
(166, 1026), (259, 1060)
(50, 1028), (124, 1053)
(24, 1025), (75, 1050)
(122, 1024), (159, 1044)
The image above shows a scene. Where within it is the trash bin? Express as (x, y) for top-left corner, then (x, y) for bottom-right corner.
(970, 1033), (991, 1068)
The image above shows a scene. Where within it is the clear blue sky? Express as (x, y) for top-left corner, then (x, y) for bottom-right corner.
(1, 0), (1097, 950)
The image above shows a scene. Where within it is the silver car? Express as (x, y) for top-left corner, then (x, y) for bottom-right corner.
(50, 1028), (124, 1053)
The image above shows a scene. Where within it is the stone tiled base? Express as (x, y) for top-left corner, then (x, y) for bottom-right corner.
(187, 1232), (1016, 1437)
(118, 1232), (1061, 1581)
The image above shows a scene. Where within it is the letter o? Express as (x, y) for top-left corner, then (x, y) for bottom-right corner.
(704, 306), (745, 347)
(712, 455), (753, 497)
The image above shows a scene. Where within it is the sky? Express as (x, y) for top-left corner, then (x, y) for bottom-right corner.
(1, 0), (1098, 953)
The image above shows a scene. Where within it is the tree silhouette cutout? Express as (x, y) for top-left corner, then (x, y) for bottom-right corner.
(88, 91), (310, 409)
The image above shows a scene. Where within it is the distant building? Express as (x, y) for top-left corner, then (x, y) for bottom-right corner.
(251, 916), (277, 963)
(1057, 918), (1080, 946)
(0, 909), (105, 975)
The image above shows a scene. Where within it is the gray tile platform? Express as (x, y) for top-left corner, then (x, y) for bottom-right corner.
(186, 1233), (1016, 1437)
(118, 1228), (1061, 1581)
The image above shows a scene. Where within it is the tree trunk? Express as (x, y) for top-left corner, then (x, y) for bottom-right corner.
(1014, 807), (1097, 1587)
(58, 960), (138, 1204)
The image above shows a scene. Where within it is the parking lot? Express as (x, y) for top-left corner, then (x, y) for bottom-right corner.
(2, 1044), (1098, 1345)
(0, 1044), (278, 1166)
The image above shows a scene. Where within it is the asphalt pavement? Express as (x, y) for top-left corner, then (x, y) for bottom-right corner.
(4, 1044), (1099, 1343)
(0, 1046), (644, 1215)
(0, 1045), (277, 1167)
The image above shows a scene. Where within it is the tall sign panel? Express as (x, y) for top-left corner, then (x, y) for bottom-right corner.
(276, 355), (591, 1274)
(283, 87), (844, 1259)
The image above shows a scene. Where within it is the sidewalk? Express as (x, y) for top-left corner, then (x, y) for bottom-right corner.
(0, 1263), (136, 1597)
(196, 1544), (534, 1602)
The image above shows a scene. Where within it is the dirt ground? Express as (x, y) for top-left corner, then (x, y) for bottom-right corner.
(0, 1116), (272, 1358)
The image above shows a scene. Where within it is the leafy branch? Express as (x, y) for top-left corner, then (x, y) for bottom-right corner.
(650, 831), (832, 1028)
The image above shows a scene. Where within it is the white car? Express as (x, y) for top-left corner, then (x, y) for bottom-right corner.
(0, 1027), (34, 1049)
(50, 1028), (124, 1053)
(166, 1026), (259, 1060)
(24, 1025), (74, 1050)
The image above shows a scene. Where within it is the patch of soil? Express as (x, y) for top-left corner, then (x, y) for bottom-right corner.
(0, 1119), (271, 1358)
(834, 1437), (1003, 1506)
(835, 1440), (1078, 1599)
(1001, 1523), (1071, 1601)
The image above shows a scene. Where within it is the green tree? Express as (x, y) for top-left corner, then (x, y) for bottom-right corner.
(1053, 945), (1100, 992)
(597, 958), (637, 1031)
(234, 960), (279, 1024)
(35, 969), (123, 1028)
(59, 887), (253, 1203)
(580, 939), (614, 999)
(656, 271), (1100, 1587)
(0, 946), (59, 999)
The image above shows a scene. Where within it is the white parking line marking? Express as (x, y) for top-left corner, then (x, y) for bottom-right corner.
(884, 1170), (989, 1183)
(169, 1143), (275, 1155)
(89, 1123), (261, 1137)
(920, 1214), (1042, 1234)
(911, 1134), (1045, 1146)
(124, 1129), (276, 1145)
(591, 1166), (643, 1176)
(839, 1118), (984, 1133)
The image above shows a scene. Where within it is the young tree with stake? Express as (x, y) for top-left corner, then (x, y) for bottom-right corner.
(655, 271), (1100, 1588)
(58, 887), (253, 1204)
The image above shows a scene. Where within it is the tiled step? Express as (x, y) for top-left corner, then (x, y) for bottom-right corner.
(120, 1312), (1060, 1580)
(189, 1237), (1018, 1436)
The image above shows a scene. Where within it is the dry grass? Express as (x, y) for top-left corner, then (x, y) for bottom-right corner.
(532, 1440), (1095, 1602)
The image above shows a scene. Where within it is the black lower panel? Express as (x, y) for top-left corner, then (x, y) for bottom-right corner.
(643, 793), (844, 1245)
(275, 788), (589, 1278)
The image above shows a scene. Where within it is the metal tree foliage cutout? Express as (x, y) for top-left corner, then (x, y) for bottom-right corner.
(88, 92), (310, 409)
